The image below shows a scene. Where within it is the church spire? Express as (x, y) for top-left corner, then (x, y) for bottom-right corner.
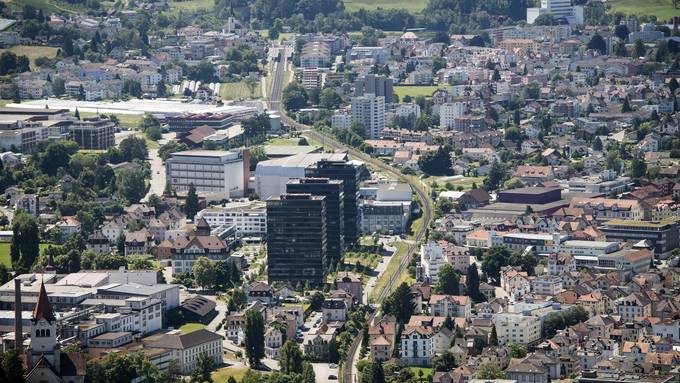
(33, 282), (55, 323)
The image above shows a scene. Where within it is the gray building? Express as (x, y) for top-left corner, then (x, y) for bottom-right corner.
(354, 74), (394, 104)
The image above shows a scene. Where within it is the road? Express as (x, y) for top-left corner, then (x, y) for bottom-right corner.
(267, 44), (434, 383)
(115, 130), (171, 203)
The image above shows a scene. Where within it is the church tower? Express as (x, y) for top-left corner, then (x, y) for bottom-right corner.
(29, 281), (59, 368)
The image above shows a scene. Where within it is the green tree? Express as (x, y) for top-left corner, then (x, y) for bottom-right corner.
(466, 263), (482, 302)
(193, 256), (216, 290)
(475, 362), (507, 379)
(483, 161), (507, 191)
(282, 83), (308, 111)
(10, 212), (40, 272)
(533, 13), (555, 25)
(185, 183), (200, 220)
(244, 309), (265, 366)
(0, 349), (25, 383)
(117, 168), (147, 203)
(382, 282), (415, 324)
(328, 337), (339, 363)
(308, 291), (325, 311)
(119, 136), (148, 162)
(319, 88), (342, 109)
(587, 34), (607, 55)
(490, 324), (499, 346)
(301, 361), (316, 383)
(508, 343), (528, 358)
(360, 360), (385, 383)
(435, 263), (460, 295)
(190, 352), (214, 383)
(621, 97), (632, 113)
(279, 340), (303, 374)
(631, 154), (647, 178)
(632, 39), (646, 58)
(433, 351), (457, 371)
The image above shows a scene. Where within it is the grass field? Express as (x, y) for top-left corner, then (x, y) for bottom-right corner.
(168, 0), (213, 11)
(78, 112), (144, 130)
(428, 175), (485, 191)
(6, 0), (81, 13)
(409, 367), (435, 381)
(609, 0), (678, 20)
(394, 85), (445, 100)
(343, 0), (428, 12)
(179, 323), (205, 334)
(0, 243), (62, 269)
(369, 241), (409, 303)
(266, 137), (301, 146)
(212, 366), (250, 382)
(220, 82), (260, 100)
(0, 45), (59, 70)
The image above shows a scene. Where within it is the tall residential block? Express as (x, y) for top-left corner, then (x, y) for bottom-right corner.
(287, 178), (345, 265)
(165, 149), (249, 198)
(351, 93), (385, 139)
(267, 194), (327, 285)
(354, 74), (394, 103)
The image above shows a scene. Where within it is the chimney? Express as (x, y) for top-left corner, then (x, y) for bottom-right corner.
(14, 278), (22, 351)
(241, 147), (250, 195)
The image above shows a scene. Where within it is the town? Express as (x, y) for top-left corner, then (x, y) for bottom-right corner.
(0, 0), (679, 382)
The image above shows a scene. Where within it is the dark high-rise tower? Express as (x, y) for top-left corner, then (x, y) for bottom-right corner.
(266, 194), (327, 285)
(287, 178), (344, 265)
(307, 160), (360, 245)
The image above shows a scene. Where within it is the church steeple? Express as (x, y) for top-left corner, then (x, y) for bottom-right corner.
(33, 282), (55, 324)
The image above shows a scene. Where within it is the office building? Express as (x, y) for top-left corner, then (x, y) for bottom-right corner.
(351, 93), (385, 139)
(267, 194), (328, 285)
(360, 200), (409, 235)
(69, 117), (116, 150)
(255, 152), (348, 200)
(354, 74), (394, 103)
(165, 149), (248, 198)
(165, 108), (256, 133)
(306, 160), (361, 245)
(527, 0), (584, 26)
(599, 218), (679, 258)
(287, 178), (344, 265)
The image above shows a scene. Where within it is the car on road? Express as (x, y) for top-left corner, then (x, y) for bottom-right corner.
(329, 363), (338, 369)
(328, 375), (337, 380)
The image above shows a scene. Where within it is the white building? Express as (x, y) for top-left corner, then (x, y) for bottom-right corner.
(195, 201), (267, 238)
(394, 103), (421, 119)
(145, 329), (223, 374)
(492, 313), (542, 345)
(527, 0), (584, 26)
(420, 242), (446, 283)
(440, 102), (466, 129)
(166, 149), (247, 198)
(531, 276), (563, 296)
(400, 326), (434, 366)
(430, 295), (471, 319)
(254, 152), (348, 200)
(94, 296), (163, 335)
(351, 93), (385, 139)
(331, 112), (352, 130)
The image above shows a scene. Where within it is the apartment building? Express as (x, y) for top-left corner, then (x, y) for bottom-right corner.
(351, 93), (385, 139)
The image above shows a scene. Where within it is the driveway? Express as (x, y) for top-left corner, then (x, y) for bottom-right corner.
(312, 363), (339, 383)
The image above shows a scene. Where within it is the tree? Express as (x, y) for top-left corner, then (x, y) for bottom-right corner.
(435, 263), (460, 295)
(319, 88), (342, 109)
(631, 154), (647, 178)
(466, 263), (482, 302)
(38, 140), (79, 176)
(328, 337), (339, 363)
(52, 77), (66, 96)
(382, 282), (415, 324)
(308, 291), (325, 311)
(632, 39), (646, 58)
(593, 137), (603, 151)
(244, 309), (265, 366)
(188, 60), (216, 82)
(0, 350), (25, 383)
(483, 161), (507, 191)
(190, 352), (214, 383)
(360, 360), (385, 383)
(443, 315), (454, 331)
(476, 362), (507, 379)
(244, 74), (260, 98)
(119, 136), (148, 162)
(10, 212), (40, 272)
(614, 24), (630, 40)
(490, 324), (499, 346)
(282, 83), (308, 111)
(480, 246), (512, 285)
(279, 340), (303, 374)
(117, 168), (146, 203)
(185, 184), (200, 220)
(0, 264), (9, 286)
(508, 343), (528, 359)
(621, 97), (632, 113)
(301, 361), (316, 383)
(533, 13), (555, 25)
(433, 351), (457, 371)
(587, 34), (607, 55)
(193, 257), (216, 290)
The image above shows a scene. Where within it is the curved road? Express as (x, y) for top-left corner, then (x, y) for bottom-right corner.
(268, 46), (434, 383)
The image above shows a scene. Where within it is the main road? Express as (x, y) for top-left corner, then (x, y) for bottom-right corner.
(267, 43), (434, 383)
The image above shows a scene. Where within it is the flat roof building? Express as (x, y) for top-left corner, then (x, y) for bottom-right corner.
(70, 117), (116, 150)
(166, 149), (248, 198)
(267, 194), (328, 285)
